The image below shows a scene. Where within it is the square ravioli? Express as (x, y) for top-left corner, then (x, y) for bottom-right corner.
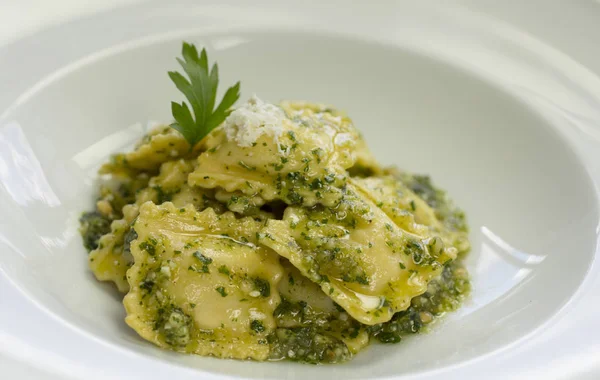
(123, 202), (283, 360)
(188, 97), (377, 208)
(259, 179), (457, 325)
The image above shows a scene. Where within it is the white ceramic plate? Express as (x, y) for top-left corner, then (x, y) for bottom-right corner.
(1, 1), (600, 379)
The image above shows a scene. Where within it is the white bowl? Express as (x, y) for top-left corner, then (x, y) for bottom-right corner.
(1, 2), (600, 379)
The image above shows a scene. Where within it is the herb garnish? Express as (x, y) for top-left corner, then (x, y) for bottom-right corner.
(168, 42), (241, 148)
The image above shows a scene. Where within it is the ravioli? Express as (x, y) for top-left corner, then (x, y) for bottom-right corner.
(259, 180), (457, 325)
(354, 175), (470, 254)
(123, 202), (284, 360)
(135, 158), (224, 211)
(188, 97), (373, 208)
(101, 126), (190, 174)
(88, 204), (139, 292)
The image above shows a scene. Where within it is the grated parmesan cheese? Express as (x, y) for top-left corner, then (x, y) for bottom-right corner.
(223, 95), (287, 148)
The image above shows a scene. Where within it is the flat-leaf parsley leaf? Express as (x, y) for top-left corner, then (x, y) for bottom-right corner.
(168, 42), (241, 147)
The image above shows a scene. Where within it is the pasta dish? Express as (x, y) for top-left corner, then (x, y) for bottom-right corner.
(79, 42), (470, 364)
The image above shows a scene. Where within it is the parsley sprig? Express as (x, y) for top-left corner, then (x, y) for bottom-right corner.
(168, 42), (241, 147)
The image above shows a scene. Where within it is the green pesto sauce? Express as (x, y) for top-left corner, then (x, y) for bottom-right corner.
(154, 304), (192, 347)
(369, 261), (470, 344)
(79, 211), (111, 252)
(269, 295), (362, 364)
(268, 261), (470, 363)
(268, 327), (351, 364)
(271, 166), (345, 207)
(79, 174), (150, 252)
